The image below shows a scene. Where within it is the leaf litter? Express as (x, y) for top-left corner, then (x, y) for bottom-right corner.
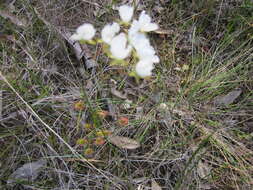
(214, 88), (242, 106)
(7, 159), (47, 185)
(0, 9), (28, 27)
(108, 135), (140, 149)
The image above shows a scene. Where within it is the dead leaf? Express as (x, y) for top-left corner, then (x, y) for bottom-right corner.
(111, 88), (127, 99)
(153, 29), (174, 35)
(152, 180), (162, 190)
(7, 159), (46, 185)
(0, 10), (27, 27)
(214, 89), (242, 105)
(108, 135), (140, 149)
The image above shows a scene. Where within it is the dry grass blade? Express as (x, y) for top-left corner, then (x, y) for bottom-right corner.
(65, 158), (105, 163)
(111, 88), (127, 99)
(34, 8), (97, 68)
(33, 8), (81, 60)
(0, 90), (2, 120)
(197, 161), (211, 179)
(1, 1), (252, 189)
(0, 9), (27, 27)
(108, 135), (140, 149)
(151, 179), (162, 190)
(0, 34), (15, 42)
(0, 71), (120, 188)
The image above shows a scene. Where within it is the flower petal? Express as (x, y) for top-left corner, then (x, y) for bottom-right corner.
(110, 33), (132, 60)
(135, 60), (154, 77)
(138, 11), (158, 32)
(71, 23), (96, 41)
(118, 5), (134, 23)
(101, 22), (120, 44)
(139, 11), (151, 26)
(128, 20), (140, 36)
(129, 32), (150, 50)
(70, 34), (81, 41)
(129, 32), (159, 63)
(141, 23), (158, 32)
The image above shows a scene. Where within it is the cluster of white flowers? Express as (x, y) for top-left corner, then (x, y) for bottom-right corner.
(71, 5), (159, 78)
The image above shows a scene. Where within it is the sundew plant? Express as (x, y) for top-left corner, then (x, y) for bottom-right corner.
(71, 5), (159, 78)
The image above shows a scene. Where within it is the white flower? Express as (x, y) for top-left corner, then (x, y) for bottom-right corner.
(129, 32), (150, 50)
(118, 5), (134, 23)
(129, 32), (159, 63)
(138, 50), (160, 63)
(136, 44), (159, 63)
(70, 23), (96, 41)
(128, 11), (158, 33)
(110, 33), (132, 60)
(135, 60), (154, 77)
(138, 11), (158, 32)
(128, 20), (141, 37)
(129, 31), (159, 77)
(101, 22), (120, 44)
